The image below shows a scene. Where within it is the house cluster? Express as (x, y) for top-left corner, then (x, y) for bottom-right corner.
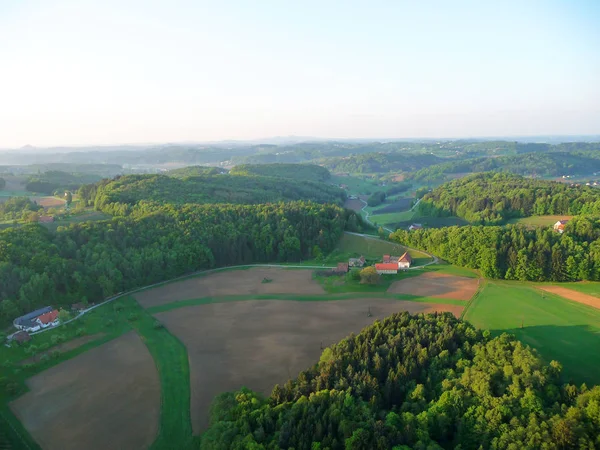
(375, 253), (412, 274)
(408, 223), (422, 231)
(553, 219), (569, 234)
(13, 306), (60, 333)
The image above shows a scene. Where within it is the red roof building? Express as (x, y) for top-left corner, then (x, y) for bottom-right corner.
(37, 309), (59, 325)
(383, 254), (391, 263)
(375, 263), (398, 274)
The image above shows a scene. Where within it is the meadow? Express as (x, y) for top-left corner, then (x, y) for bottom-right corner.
(505, 214), (573, 227)
(464, 281), (600, 385)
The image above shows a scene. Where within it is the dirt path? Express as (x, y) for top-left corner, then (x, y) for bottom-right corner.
(538, 286), (600, 310)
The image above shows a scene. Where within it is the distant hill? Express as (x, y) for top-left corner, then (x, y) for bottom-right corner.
(229, 163), (331, 183)
(167, 166), (227, 178)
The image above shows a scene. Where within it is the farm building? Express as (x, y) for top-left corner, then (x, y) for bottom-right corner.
(336, 262), (349, 273)
(349, 256), (366, 268)
(397, 252), (412, 269)
(375, 263), (398, 275)
(38, 215), (54, 223)
(13, 306), (53, 332)
(383, 254), (392, 263)
(408, 223), (423, 231)
(37, 309), (60, 328)
(10, 331), (31, 344)
(554, 220), (569, 233)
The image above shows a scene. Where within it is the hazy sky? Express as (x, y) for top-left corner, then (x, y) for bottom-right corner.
(1, 0), (599, 146)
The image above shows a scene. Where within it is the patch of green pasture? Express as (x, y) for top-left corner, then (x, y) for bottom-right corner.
(464, 281), (600, 385)
(370, 210), (415, 227)
(330, 174), (379, 196)
(336, 232), (431, 261)
(505, 215), (573, 227)
(422, 263), (480, 278)
(125, 297), (193, 449)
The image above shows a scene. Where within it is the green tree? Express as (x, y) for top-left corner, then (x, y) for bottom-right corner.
(359, 266), (380, 285)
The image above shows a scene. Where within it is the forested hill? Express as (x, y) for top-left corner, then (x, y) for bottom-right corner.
(80, 173), (346, 212)
(410, 151), (600, 182)
(201, 312), (600, 449)
(391, 216), (600, 281)
(25, 170), (103, 195)
(420, 172), (600, 224)
(0, 201), (363, 324)
(320, 153), (442, 174)
(229, 163), (331, 183)
(167, 166), (227, 177)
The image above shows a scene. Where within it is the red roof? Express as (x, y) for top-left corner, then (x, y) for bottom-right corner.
(398, 252), (412, 263)
(37, 309), (59, 324)
(383, 254), (391, 263)
(375, 263), (398, 270)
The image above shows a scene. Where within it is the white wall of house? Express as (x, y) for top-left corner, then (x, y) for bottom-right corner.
(398, 262), (410, 269)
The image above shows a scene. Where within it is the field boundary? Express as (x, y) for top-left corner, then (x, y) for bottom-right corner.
(460, 278), (486, 320)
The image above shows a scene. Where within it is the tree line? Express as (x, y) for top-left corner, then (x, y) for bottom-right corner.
(0, 201), (365, 324)
(0, 197), (43, 222)
(419, 172), (600, 224)
(200, 312), (600, 449)
(390, 216), (600, 281)
(26, 170), (102, 195)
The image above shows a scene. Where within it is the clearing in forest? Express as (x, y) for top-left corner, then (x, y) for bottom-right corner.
(134, 268), (324, 309)
(537, 286), (600, 311)
(387, 272), (479, 301)
(343, 198), (364, 212)
(10, 332), (160, 450)
(155, 299), (463, 433)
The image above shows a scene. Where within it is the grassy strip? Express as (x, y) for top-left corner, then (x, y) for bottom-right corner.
(0, 407), (40, 450)
(146, 293), (466, 315)
(460, 279), (486, 320)
(125, 297), (194, 450)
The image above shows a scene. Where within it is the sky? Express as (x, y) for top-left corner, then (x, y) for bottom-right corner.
(0, 0), (599, 147)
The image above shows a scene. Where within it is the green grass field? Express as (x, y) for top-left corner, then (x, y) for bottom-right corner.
(556, 282), (600, 297)
(334, 232), (431, 263)
(464, 281), (600, 385)
(505, 215), (573, 227)
(370, 210), (415, 227)
(330, 174), (380, 196)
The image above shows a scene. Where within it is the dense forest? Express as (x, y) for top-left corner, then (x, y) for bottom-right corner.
(201, 312), (600, 449)
(25, 170), (102, 195)
(419, 172), (600, 224)
(229, 163), (331, 183)
(410, 152), (600, 182)
(80, 174), (346, 212)
(167, 166), (228, 177)
(0, 197), (43, 222)
(320, 153), (442, 174)
(0, 201), (365, 324)
(390, 215), (600, 281)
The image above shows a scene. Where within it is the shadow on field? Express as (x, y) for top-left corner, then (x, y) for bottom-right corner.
(502, 324), (600, 386)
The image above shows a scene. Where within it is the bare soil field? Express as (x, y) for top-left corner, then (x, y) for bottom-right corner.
(135, 268), (325, 309)
(387, 272), (479, 301)
(155, 299), (463, 433)
(30, 196), (65, 208)
(343, 198), (364, 212)
(19, 333), (105, 365)
(10, 332), (160, 450)
(538, 286), (600, 311)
